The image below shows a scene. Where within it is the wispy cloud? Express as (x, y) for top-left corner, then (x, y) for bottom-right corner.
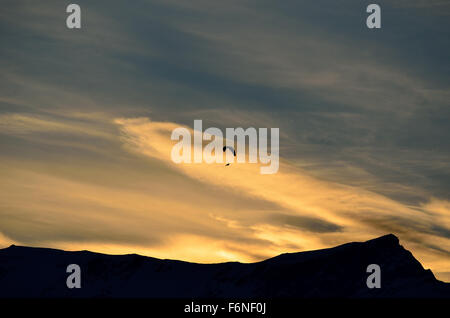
(0, 0), (448, 281)
(114, 117), (450, 276)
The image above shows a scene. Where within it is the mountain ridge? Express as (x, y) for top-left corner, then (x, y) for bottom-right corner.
(0, 234), (448, 298)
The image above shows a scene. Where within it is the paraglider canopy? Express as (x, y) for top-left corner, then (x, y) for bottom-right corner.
(223, 146), (236, 156)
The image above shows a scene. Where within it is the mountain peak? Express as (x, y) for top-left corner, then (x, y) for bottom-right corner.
(367, 233), (400, 245)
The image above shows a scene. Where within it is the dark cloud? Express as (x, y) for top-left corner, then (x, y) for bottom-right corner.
(0, 213), (162, 247)
(354, 213), (450, 244)
(268, 213), (343, 233)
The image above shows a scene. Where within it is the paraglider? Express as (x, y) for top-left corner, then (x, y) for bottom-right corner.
(223, 146), (236, 166)
(223, 146), (236, 156)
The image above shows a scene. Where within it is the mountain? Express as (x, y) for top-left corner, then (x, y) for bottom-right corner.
(0, 234), (448, 298)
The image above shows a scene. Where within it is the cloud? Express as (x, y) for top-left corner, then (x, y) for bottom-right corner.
(268, 213), (343, 233)
(0, 113), (110, 138)
(114, 117), (450, 277)
(0, 0), (448, 281)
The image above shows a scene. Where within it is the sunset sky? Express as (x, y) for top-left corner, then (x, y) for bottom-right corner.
(0, 0), (449, 282)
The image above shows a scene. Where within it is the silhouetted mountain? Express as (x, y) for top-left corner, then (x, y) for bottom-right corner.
(0, 234), (448, 298)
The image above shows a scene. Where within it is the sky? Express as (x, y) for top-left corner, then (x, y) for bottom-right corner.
(0, 0), (449, 281)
